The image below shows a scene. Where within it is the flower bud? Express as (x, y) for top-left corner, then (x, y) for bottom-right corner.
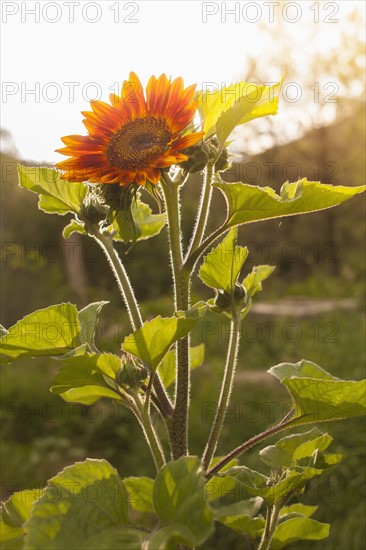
(180, 140), (211, 174)
(214, 290), (231, 310)
(79, 197), (110, 224)
(99, 183), (137, 212)
(116, 357), (148, 388)
(215, 147), (230, 172)
(207, 136), (230, 172)
(214, 284), (247, 312)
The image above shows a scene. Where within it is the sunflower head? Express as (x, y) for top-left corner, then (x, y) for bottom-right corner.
(56, 72), (204, 187)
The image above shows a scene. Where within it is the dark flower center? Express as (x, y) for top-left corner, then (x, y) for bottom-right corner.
(106, 116), (172, 170)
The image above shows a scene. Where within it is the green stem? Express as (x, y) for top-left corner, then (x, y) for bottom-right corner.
(202, 312), (241, 471)
(160, 174), (190, 458)
(160, 174), (184, 297)
(206, 414), (296, 480)
(91, 228), (142, 331)
(132, 393), (166, 471)
(258, 502), (282, 550)
(184, 223), (229, 273)
(186, 160), (215, 258)
(90, 227), (173, 419)
(172, 275), (190, 458)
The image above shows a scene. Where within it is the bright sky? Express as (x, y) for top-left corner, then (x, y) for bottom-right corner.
(1, 0), (365, 161)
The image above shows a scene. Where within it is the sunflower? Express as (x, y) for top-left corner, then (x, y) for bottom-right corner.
(56, 72), (204, 187)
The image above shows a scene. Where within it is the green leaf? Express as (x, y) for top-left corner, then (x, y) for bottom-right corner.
(158, 344), (205, 388)
(0, 303), (80, 364)
(205, 458), (239, 503)
(112, 199), (166, 242)
(285, 378), (366, 425)
(205, 458), (239, 502)
(24, 459), (131, 550)
(18, 165), (88, 215)
(199, 228), (248, 292)
(314, 452), (344, 469)
(271, 517), (330, 549)
(217, 512), (264, 538)
(215, 77), (284, 146)
(279, 503), (318, 519)
(198, 78), (283, 140)
(269, 359), (338, 381)
(269, 360), (366, 425)
(1, 489), (42, 549)
(50, 352), (122, 405)
(122, 313), (201, 371)
(259, 428), (333, 469)
(53, 344), (89, 361)
(149, 456), (214, 549)
(0, 324), (9, 337)
(80, 527), (147, 549)
(223, 466), (268, 495)
(243, 265), (276, 299)
(113, 209), (142, 242)
(62, 219), (86, 239)
(78, 301), (109, 347)
(223, 464), (334, 506)
(131, 199), (166, 240)
(213, 498), (262, 520)
(124, 477), (154, 514)
(215, 177), (366, 228)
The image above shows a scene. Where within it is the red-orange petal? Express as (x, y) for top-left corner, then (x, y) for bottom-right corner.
(173, 131), (205, 150)
(121, 71), (146, 117)
(57, 72), (201, 186)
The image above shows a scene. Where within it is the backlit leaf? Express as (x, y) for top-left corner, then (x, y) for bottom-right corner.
(148, 456), (214, 549)
(271, 517), (330, 549)
(215, 177), (366, 228)
(158, 344), (204, 388)
(50, 352), (122, 405)
(122, 313), (202, 371)
(0, 303), (80, 364)
(25, 459), (131, 550)
(199, 228), (248, 292)
(269, 360), (366, 425)
(18, 165), (87, 215)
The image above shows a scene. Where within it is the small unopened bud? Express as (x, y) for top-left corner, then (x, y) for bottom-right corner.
(180, 140), (211, 174)
(79, 197), (110, 223)
(207, 136), (230, 172)
(214, 284), (247, 312)
(116, 358), (148, 388)
(215, 147), (230, 172)
(99, 183), (137, 212)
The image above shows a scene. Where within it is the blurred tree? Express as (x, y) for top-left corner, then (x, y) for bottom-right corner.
(232, 4), (365, 154)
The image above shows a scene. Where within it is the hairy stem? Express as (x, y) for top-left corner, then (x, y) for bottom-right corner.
(202, 312), (241, 470)
(186, 160), (215, 258)
(258, 502), (282, 550)
(206, 415), (296, 479)
(160, 174), (184, 297)
(90, 227), (173, 419)
(184, 223), (229, 273)
(161, 174), (191, 458)
(132, 393), (166, 471)
(92, 228), (143, 331)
